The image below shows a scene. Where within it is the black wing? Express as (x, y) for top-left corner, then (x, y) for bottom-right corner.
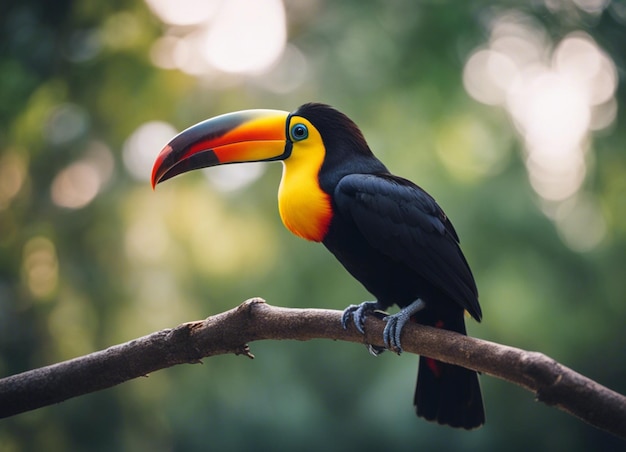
(334, 173), (481, 321)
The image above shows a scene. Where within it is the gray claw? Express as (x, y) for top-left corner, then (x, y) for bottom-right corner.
(381, 299), (426, 354)
(382, 315), (403, 353)
(367, 344), (386, 356)
(341, 301), (381, 334)
(341, 304), (359, 330)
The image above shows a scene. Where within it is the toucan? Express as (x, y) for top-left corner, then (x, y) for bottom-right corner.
(151, 103), (485, 429)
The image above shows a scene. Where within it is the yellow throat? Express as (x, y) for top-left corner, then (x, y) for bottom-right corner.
(277, 117), (332, 242)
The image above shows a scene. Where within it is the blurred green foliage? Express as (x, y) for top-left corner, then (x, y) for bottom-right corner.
(1, 0), (626, 451)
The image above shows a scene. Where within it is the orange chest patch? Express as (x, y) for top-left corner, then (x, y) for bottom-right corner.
(277, 116), (333, 242)
(278, 179), (333, 242)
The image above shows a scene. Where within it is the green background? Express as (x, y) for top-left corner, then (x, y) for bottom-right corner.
(1, 0), (625, 450)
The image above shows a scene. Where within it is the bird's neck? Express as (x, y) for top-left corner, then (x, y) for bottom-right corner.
(277, 148), (332, 242)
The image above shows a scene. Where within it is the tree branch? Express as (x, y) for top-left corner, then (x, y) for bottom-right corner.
(1, 298), (624, 439)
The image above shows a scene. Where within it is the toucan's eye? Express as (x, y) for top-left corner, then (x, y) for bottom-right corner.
(290, 123), (308, 141)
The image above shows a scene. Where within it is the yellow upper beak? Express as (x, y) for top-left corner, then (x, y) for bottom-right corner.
(151, 109), (290, 188)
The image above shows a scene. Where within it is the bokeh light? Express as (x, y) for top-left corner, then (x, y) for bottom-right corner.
(123, 121), (178, 181)
(22, 236), (59, 300)
(553, 193), (607, 252)
(145, 0), (220, 26)
(147, 0), (289, 77)
(200, 0), (286, 74)
(51, 141), (114, 209)
(0, 152), (27, 210)
(51, 161), (101, 209)
(463, 10), (618, 250)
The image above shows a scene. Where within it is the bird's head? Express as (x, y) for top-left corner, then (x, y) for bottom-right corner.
(151, 103), (376, 189)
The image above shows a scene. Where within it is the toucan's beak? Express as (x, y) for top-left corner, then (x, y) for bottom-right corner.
(151, 109), (290, 188)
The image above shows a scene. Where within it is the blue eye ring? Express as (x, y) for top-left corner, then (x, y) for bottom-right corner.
(290, 123), (308, 141)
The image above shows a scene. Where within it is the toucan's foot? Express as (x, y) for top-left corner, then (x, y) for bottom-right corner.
(382, 298), (426, 354)
(341, 301), (384, 334)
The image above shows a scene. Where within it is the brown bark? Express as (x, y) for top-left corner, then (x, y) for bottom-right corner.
(1, 298), (624, 439)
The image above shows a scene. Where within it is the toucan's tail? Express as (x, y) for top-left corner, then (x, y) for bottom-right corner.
(413, 314), (485, 429)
